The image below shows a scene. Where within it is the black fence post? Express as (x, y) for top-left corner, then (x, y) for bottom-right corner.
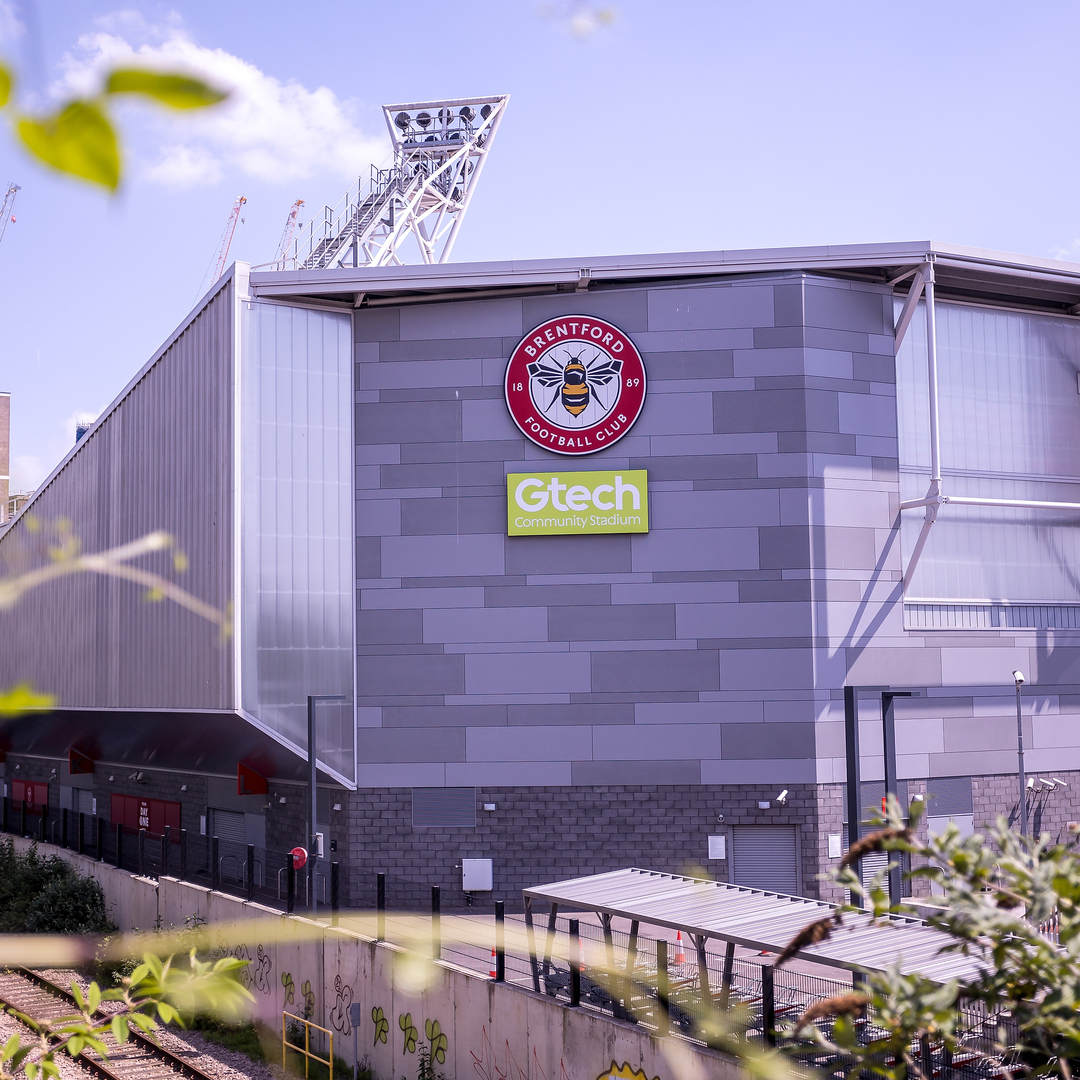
(376, 872), (385, 940)
(19, 800), (25, 839)
(331, 861), (340, 926)
(569, 919), (581, 1007)
(1, 796), (7, 834)
(162, 826), (171, 876)
(179, 829), (187, 881)
(97, 817), (105, 861)
(39, 804), (47, 843)
(61, 808), (69, 849)
(286, 852), (295, 914)
(656, 939), (670, 1036)
(246, 844), (255, 902)
(77, 812), (85, 856)
(495, 900), (505, 982)
(138, 828), (145, 876)
(211, 836), (220, 891)
(115, 823), (123, 869)
(761, 963), (776, 1047)
(431, 885), (441, 960)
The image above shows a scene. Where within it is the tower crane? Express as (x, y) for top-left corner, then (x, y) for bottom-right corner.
(210, 194), (247, 285)
(273, 199), (304, 269)
(0, 183), (21, 248)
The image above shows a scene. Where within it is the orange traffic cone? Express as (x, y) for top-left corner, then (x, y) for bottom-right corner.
(675, 931), (686, 964)
(490, 947), (497, 978)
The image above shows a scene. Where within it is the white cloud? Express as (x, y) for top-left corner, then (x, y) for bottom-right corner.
(0, 0), (22, 48)
(54, 16), (389, 188)
(11, 454), (45, 493)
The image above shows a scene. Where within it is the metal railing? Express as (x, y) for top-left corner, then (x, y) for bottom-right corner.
(282, 1012), (333, 1080)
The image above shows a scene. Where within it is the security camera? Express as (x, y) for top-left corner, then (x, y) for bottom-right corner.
(715, 813), (725, 823)
(776, 790), (789, 805)
(1013, 670), (1025, 685)
(1054, 778), (1069, 787)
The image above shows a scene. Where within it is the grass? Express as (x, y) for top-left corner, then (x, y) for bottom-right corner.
(188, 1015), (267, 1064)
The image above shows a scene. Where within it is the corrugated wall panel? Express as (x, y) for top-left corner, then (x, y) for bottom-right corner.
(0, 283), (234, 710)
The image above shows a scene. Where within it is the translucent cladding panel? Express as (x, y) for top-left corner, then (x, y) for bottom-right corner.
(240, 302), (355, 783)
(897, 300), (1080, 603)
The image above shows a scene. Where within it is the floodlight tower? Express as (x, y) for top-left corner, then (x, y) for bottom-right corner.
(0, 183), (21, 248)
(291, 95), (508, 271)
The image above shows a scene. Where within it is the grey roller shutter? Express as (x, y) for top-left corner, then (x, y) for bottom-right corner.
(730, 825), (798, 895)
(76, 790), (94, 815)
(209, 808), (246, 851)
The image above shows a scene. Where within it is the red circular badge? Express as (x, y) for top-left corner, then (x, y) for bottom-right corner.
(505, 315), (647, 456)
(290, 846), (308, 869)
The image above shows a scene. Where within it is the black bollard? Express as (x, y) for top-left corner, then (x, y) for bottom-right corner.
(761, 964), (776, 1047)
(39, 803), (47, 843)
(495, 900), (505, 982)
(179, 828), (188, 881)
(376, 872), (385, 940)
(162, 826), (171, 876)
(62, 808), (69, 849)
(569, 919), (581, 1007)
(77, 812), (85, 856)
(431, 885), (441, 960)
(656, 940), (670, 1036)
(246, 844), (255, 902)
(331, 861), (340, 926)
(97, 816), (105, 861)
(115, 823), (123, 869)
(287, 852), (296, 914)
(211, 836), (220, 891)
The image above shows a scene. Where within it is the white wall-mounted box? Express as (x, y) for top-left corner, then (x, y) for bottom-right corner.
(707, 834), (726, 860)
(462, 858), (493, 891)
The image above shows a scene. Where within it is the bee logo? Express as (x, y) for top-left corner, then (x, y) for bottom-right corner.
(505, 314), (647, 456)
(526, 351), (623, 418)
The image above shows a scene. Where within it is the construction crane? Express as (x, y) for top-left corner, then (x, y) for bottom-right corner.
(273, 199), (304, 269)
(210, 195), (246, 285)
(0, 183), (21, 248)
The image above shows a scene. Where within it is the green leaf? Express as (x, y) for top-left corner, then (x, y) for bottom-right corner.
(0, 63), (11, 108)
(1, 1034), (20, 1062)
(69, 984), (86, 1012)
(110, 1015), (129, 1044)
(17, 102), (120, 190)
(0, 683), (57, 717)
(86, 982), (100, 1015)
(104, 68), (228, 109)
(65, 1035), (84, 1059)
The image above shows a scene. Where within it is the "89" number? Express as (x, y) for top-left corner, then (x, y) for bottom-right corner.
(625, 377), (641, 387)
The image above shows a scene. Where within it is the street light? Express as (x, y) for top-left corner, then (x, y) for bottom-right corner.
(1013, 670), (1028, 838)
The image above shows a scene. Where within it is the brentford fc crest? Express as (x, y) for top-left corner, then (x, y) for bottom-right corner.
(504, 315), (647, 456)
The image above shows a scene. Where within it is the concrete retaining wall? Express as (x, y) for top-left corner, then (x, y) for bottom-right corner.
(11, 837), (738, 1080)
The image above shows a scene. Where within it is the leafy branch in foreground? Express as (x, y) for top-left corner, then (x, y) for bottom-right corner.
(781, 794), (1080, 1080)
(0, 56), (227, 189)
(0, 952), (250, 1080)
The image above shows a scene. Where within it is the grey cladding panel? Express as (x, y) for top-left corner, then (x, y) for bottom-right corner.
(925, 776), (973, 816)
(0, 284), (234, 710)
(591, 650), (719, 692)
(521, 290), (649, 333)
(356, 400), (461, 443)
(505, 534), (632, 575)
(548, 604), (675, 641)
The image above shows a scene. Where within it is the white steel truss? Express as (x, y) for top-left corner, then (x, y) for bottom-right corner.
(897, 258), (1080, 587)
(276, 95), (508, 272)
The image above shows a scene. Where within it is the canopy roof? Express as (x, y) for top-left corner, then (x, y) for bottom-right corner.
(523, 868), (983, 984)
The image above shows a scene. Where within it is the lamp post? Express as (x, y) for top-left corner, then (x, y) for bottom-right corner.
(307, 694), (345, 916)
(1013, 671), (1028, 838)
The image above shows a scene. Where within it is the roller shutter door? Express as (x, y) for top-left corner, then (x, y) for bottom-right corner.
(209, 808), (246, 853)
(730, 825), (798, 895)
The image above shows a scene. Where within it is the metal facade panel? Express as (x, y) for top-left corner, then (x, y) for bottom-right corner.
(0, 284), (234, 710)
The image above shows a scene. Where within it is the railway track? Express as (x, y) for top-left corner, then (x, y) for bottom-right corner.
(0, 968), (219, 1080)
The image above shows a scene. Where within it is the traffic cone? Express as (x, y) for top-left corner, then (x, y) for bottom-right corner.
(490, 947), (497, 978)
(675, 931), (686, 964)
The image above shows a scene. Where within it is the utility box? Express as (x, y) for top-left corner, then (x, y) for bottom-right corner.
(462, 858), (493, 891)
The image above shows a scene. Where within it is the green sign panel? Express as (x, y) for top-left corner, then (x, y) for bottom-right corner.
(507, 470), (649, 535)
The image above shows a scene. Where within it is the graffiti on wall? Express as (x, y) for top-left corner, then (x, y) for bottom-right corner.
(597, 1066), (660, 1080)
(329, 976), (354, 1035)
(281, 972), (295, 1005)
(470, 1026), (570, 1080)
(301, 979), (315, 1019)
(253, 945), (273, 994)
(399, 1012), (418, 1053)
(424, 1019), (448, 1065)
(371, 1007), (388, 1045)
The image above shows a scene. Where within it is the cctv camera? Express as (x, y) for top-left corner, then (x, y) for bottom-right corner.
(715, 813), (725, 823)
(1013, 670), (1025, 685)
(776, 789), (789, 805)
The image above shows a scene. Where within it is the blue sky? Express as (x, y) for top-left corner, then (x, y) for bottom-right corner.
(2, 0), (1079, 491)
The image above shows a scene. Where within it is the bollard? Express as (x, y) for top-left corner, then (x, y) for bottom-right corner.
(331, 861), (340, 926)
(287, 852), (296, 914)
(138, 828), (146, 876)
(211, 836), (220, 891)
(656, 940), (670, 1036)
(761, 963), (776, 1047)
(495, 900), (505, 982)
(162, 826), (171, 877)
(77, 812), (85, 856)
(431, 885), (441, 960)
(97, 817), (105, 861)
(246, 844), (255, 902)
(61, 808), (69, 849)
(179, 828), (188, 881)
(376, 872), (385, 941)
(39, 804), (47, 843)
(569, 919), (581, 1007)
(115, 823), (123, 869)
(1, 796), (7, 834)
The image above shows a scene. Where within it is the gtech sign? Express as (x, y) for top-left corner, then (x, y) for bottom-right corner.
(507, 470), (649, 535)
(504, 315), (647, 455)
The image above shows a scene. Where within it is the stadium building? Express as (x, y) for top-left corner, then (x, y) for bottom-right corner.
(5, 235), (1080, 908)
